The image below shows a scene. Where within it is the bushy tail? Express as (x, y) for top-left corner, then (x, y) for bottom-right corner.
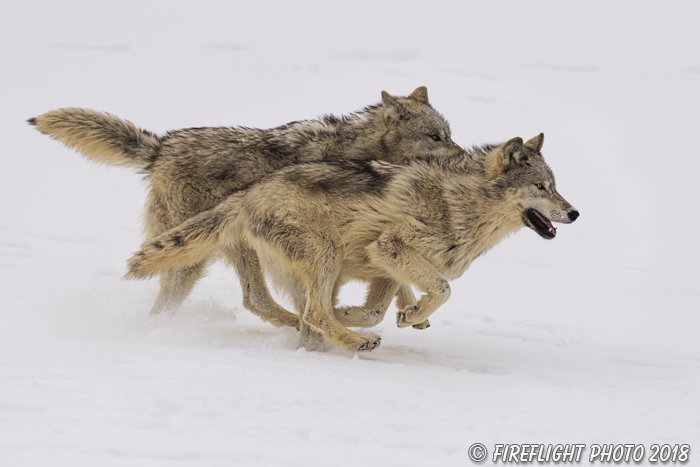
(29, 108), (160, 170)
(125, 193), (245, 279)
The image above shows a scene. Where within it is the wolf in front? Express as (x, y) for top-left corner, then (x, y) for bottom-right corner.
(29, 87), (458, 322)
(126, 134), (579, 352)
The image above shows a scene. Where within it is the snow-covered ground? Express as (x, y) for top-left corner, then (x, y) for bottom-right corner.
(2, 1), (699, 465)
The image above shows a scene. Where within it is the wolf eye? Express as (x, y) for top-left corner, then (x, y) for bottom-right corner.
(431, 134), (440, 141)
(536, 183), (544, 190)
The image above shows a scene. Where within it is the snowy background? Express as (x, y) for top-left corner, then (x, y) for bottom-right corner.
(2, 1), (699, 465)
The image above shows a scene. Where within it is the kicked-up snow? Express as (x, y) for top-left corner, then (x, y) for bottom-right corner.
(1, 1), (698, 465)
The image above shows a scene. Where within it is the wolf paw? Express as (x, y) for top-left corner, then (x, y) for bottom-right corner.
(335, 306), (385, 328)
(412, 319), (430, 330)
(396, 305), (419, 328)
(357, 336), (381, 352)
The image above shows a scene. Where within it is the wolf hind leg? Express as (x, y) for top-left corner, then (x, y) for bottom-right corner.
(304, 283), (382, 352)
(277, 282), (325, 351)
(138, 190), (245, 315)
(150, 262), (207, 315)
(222, 242), (300, 328)
(279, 235), (380, 352)
(144, 189), (206, 316)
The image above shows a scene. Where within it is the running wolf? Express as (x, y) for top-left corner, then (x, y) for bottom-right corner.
(29, 87), (458, 321)
(125, 134), (580, 352)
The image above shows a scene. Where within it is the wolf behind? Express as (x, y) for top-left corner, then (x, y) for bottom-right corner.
(126, 134), (579, 352)
(30, 87), (458, 321)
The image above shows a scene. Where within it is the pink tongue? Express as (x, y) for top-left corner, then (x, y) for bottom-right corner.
(535, 211), (556, 235)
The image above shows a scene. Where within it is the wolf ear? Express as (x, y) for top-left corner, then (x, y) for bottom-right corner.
(408, 86), (429, 104)
(501, 137), (527, 168)
(381, 91), (403, 127)
(524, 133), (544, 152)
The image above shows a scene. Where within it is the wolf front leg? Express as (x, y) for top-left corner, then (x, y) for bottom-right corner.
(395, 284), (417, 310)
(222, 241), (300, 328)
(333, 277), (401, 328)
(394, 284), (429, 329)
(368, 233), (450, 329)
(331, 279), (421, 329)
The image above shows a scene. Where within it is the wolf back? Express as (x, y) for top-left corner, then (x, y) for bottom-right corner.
(126, 134), (580, 352)
(30, 87), (458, 317)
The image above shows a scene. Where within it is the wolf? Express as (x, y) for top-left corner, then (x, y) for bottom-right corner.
(29, 87), (459, 323)
(125, 133), (580, 352)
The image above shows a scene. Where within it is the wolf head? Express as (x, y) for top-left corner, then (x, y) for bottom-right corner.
(380, 87), (460, 163)
(495, 134), (579, 239)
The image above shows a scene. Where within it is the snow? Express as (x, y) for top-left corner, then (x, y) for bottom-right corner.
(2, 1), (699, 465)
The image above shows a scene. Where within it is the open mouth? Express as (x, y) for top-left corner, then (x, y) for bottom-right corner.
(524, 208), (557, 239)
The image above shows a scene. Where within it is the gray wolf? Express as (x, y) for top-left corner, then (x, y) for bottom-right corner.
(29, 87), (458, 322)
(125, 133), (580, 352)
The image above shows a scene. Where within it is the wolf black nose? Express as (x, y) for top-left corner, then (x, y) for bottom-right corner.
(568, 210), (580, 222)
